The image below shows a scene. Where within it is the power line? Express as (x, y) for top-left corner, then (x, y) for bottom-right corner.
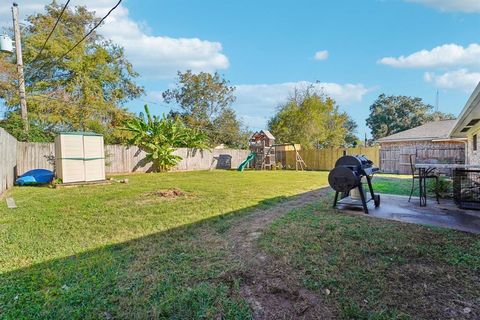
(30, 0), (71, 65)
(53, 0), (122, 63)
(31, 0), (122, 80)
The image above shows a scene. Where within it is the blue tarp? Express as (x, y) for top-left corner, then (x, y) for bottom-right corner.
(16, 169), (54, 186)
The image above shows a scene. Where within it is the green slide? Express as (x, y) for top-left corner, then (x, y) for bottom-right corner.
(237, 152), (256, 172)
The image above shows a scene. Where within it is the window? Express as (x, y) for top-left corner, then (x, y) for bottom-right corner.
(474, 134), (478, 151)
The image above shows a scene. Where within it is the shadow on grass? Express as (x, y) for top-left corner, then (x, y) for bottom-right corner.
(0, 190), (316, 319)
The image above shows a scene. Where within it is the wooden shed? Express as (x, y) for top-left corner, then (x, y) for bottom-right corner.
(377, 120), (466, 174)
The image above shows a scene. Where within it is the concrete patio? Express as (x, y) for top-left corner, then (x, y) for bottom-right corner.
(337, 194), (480, 234)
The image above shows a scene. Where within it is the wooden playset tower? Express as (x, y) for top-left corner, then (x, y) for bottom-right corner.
(249, 130), (276, 169)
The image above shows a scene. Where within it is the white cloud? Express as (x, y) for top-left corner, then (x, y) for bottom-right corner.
(1, 1), (229, 79)
(424, 69), (480, 91)
(99, 5), (229, 78)
(314, 50), (329, 60)
(379, 43), (480, 68)
(406, 0), (480, 13)
(234, 81), (370, 128)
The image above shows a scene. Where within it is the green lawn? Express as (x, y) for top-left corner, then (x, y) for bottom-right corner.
(0, 170), (328, 319)
(0, 170), (477, 319)
(373, 173), (453, 198)
(260, 200), (480, 319)
(373, 174), (413, 196)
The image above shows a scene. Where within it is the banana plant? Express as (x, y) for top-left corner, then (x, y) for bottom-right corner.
(123, 105), (209, 171)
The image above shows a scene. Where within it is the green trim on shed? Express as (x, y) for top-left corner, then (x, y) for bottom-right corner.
(58, 131), (103, 137)
(59, 157), (105, 161)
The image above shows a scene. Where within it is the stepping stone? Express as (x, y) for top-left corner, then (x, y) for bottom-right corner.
(6, 197), (17, 209)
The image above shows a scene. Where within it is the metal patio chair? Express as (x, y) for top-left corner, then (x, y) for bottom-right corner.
(409, 154), (440, 204)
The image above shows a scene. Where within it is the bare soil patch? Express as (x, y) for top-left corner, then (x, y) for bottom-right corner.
(146, 188), (186, 198)
(226, 188), (334, 319)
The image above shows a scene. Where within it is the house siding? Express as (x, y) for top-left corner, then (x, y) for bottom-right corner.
(467, 122), (480, 165)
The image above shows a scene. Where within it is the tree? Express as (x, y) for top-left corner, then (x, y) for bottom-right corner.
(211, 108), (250, 149)
(366, 94), (456, 140)
(268, 88), (348, 149)
(123, 105), (209, 172)
(162, 70), (248, 148)
(0, 2), (143, 142)
(163, 70), (235, 126)
(343, 116), (360, 147)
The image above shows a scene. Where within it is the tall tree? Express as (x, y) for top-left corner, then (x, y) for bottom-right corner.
(366, 94), (456, 140)
(0, 2), (143, 142)
(163, 70), (235, 127)
(211, 108), (250, 149)
(268, 88), (348, 149)
(343, 116), (360, 147)
(163, 70), (248, 148)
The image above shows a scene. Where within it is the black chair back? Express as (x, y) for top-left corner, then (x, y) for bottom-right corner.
(409, 154), (417, 176)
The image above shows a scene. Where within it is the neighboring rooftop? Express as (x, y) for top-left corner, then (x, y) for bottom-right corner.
(377, 120), (458, 142)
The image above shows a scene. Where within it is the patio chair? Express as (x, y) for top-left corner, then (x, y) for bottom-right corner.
(409, 154), (440, 203)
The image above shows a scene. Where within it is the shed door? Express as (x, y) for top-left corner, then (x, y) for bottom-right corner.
(83, 136), (105, 181)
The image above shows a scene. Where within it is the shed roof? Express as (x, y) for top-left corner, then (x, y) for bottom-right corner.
(377, 120), (457, 143)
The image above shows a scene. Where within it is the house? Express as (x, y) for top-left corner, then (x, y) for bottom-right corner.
(449, 82), (480, 165)
(377, 120), (466, 174)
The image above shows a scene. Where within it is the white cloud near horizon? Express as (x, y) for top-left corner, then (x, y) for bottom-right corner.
(379, 43), (480, 69)
(314, 50), (329, 60)
(424, 69), (480, 91)
(0, 1), (229, 79)
(146, 81), (371, 129)
(233, 81), (371, 128)
(406, 0), (480, 13)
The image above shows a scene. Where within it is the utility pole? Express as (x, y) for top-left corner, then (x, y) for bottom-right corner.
(12, 2), (29, 132)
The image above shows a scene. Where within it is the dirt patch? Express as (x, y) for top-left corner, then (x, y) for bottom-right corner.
(226, 187), (334, 319)
(146, 188), (186, 198)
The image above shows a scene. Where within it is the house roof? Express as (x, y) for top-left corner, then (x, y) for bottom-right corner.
(450, 82), (480, 138)
(377, 120), (458, 143)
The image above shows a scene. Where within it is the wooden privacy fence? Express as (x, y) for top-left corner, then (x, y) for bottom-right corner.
(103, 145), (250, 173)
(380, 144), (465, 174)
(276, 146), (381, 171)
(15, 142), (250, 176)
(0, 128), (17, 195)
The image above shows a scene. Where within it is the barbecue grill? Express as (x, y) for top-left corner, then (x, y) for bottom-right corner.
(328, 155), (380, 213)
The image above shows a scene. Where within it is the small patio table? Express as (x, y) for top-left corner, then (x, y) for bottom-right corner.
(414, 163), (480, 207)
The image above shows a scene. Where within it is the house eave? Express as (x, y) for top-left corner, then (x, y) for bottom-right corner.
(449, 82), (480, 138)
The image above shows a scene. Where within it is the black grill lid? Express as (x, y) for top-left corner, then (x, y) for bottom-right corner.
(328, 167), (361, 193)
(334, 155), (372, 169)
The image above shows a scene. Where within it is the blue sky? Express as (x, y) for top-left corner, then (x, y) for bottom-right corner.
(3, 0), (480, 137)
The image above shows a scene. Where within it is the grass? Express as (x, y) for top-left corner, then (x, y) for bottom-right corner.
(373, 174), (413, 196)
(0, 170), (478, 319)
(259, 199), (480, 319)
(0, 170), (329, 319)
(373, 173), (453, 198)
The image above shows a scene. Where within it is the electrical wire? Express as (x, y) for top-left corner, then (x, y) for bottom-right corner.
(30, 0), (71, 64)
(52, 0), (122, 64)
(31, 0), (122, 80)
